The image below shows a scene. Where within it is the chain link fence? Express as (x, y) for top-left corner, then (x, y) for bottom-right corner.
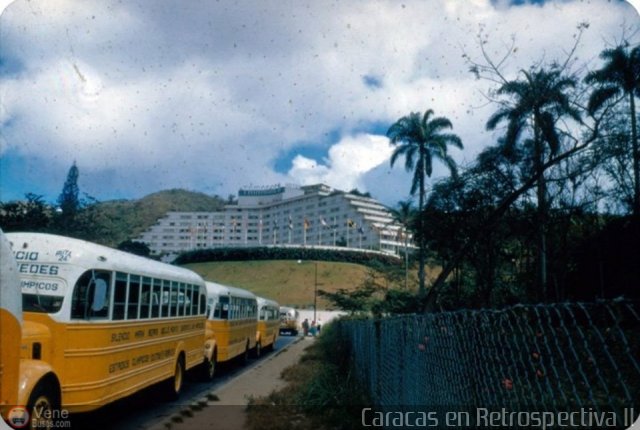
(336, 300), (639, 428)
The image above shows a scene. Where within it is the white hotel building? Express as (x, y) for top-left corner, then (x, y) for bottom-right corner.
(138, 184), (412, 257)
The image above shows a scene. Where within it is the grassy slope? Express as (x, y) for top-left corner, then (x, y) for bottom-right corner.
(184, 260), (372, 309)
(90, 189), (225, 247)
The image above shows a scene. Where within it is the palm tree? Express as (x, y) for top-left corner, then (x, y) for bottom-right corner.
(387, 109), (463, 294)
(585, 43), (640, 216)
(486, 67), (581, 301)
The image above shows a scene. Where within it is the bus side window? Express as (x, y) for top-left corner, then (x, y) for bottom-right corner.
(151, 279), (161, 318)
(161, 280), (171, 317)
(127, 275), (141, 320)
(140, 277), (152, 319)
(113, 272), (127, 320)
(188, 285), (197, 315)
(177, 283), (186, 316)
(169, 281), (179, 317)
(72, 271), (93, 319)
(220, 297), (229, 319)
(199, 293), (206, 315)
(72, 270), (111, 320)
(90, 276), (110, 319)
(184, 285), (191, 316)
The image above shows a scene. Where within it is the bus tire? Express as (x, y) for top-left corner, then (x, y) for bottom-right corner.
(267, 335), (276, 351)
(27, 380), (59, 429)
(254, 341), (262, 358)
(200, 350), (216, 382)
(166, 356), (185, 400)
(242, 342), (250, 364)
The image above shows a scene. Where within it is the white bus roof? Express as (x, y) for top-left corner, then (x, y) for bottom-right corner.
(7, 232), (205, 287)
(205, 281), (256, 301)
(257, 296), (279, 309)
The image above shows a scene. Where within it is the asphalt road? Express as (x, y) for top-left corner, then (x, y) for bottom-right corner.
(68, 335), (299, 430)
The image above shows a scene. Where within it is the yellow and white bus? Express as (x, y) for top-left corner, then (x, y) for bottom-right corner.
(204, 281), (257, 370)
(0, 229), (23, 426)
(4, 232), (214, 418)
(255, 297), (279, 356)
(279, 306), (299, 336)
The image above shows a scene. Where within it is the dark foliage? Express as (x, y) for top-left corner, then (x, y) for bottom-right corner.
(173, 246), (402, 269)
(568, 216), (640, 300)
(117, 240), (152, 257)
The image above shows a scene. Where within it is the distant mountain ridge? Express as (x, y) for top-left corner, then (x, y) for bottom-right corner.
(90, 188), (225, 247)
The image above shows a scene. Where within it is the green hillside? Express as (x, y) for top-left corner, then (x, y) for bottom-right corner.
(184, 260), (372, 309)
(87, 189), (225, 247)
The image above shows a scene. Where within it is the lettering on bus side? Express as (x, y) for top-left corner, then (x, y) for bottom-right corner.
(111, 332), (130, 343)
(14, 251), (39, 261)
(149, 348), (174, 362)
(108, 360), (129, 374)
(21, 280), (60, 292)
(17, 263), (59, 276)
(161, 325), (179, 335)
(109, 349), (173, 373)
(13, 251), (61, 277)
(131, 354), (150, 366)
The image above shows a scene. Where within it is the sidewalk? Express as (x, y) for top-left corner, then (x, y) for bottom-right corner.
(147, 337), (315, 430)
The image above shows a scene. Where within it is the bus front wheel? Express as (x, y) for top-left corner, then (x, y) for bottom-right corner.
(27, 381), (59, 430)
(200, 351), (216, 382)
(242, 342), (250, 364)
(166, 356), (185, 400)
(254, 341), (262, 358)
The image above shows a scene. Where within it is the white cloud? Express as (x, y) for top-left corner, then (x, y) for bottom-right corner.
(287, 134), (393, 192)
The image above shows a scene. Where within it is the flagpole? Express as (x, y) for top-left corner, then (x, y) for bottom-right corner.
(346, 220), (350, 248)
(273, 220), (278, 245)
(333, 217), (336, 246)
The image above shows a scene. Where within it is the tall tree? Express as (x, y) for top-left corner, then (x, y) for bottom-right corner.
(486, 67), (581, 300)
(585, 43), (640, 216)
(57, 162), (80, 215)
(55, 162), (81, 233)
(387, 109), (463, 294)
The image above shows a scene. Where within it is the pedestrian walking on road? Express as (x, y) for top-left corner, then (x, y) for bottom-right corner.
(302, 318), (310, 336)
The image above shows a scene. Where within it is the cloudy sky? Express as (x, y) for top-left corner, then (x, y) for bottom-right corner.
(0, 0), (638, 207)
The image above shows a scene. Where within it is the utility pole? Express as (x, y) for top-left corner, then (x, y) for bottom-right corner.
(314, 262), (318, 322)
